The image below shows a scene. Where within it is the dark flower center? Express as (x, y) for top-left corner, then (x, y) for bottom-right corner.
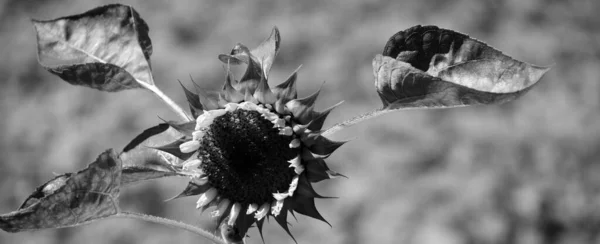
(198, 109), (297, 204)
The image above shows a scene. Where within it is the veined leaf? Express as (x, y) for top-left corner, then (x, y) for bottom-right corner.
(121, 166), (184, 185)
(33, 4), (154, 92)
(0, 150), (121, 232)
(375, 25), (550, 109)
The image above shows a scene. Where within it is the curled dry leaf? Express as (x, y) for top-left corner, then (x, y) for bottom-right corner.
(33, 4), (153, 92)
(218, 27), (281, 80)
(375, 25), (550, 109)
(0, 150), (121, 232)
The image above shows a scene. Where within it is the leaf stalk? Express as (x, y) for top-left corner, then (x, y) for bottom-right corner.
(115, 211), (226, 244)
(138, 81), (193, 122)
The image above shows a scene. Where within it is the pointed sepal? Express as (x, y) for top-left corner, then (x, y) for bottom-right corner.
(302, 133), (347, 156)
(286, 86), (322, 124)
(274, 205), (297, 244)
(306, 101), (344, 131)
(273, 65), (301, 103)
(179, 80), (203, 118)
(150, 138), (195, 160)
(253, 73), (277, 104)
(165, 181), (211, 201)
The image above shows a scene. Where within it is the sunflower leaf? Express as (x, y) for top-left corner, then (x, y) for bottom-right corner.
(33, 4), (154, 92)
(122, 123), (170, 153)
(121, 166), (183, 186)
(0, 150), (121, 232)
(250, 27), (280, 78)
(375, 25), (550, 109)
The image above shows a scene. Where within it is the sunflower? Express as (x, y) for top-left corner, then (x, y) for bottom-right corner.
(158, 27), (346, 242)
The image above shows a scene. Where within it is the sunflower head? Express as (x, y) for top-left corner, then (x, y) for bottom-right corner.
(159, 27), (346, 242)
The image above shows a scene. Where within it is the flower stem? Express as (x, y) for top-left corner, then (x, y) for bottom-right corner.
(115, 211), (226, 244)
(322, 108), (393, 137)
(138, 81), (193, 122)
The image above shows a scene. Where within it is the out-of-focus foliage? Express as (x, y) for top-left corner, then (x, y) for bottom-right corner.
(1, 0), (598, 244)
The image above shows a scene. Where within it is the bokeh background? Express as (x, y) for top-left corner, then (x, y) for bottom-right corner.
(1, 0), (599, 243)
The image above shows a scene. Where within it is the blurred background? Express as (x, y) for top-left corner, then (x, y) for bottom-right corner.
(1, 0), (599, 243)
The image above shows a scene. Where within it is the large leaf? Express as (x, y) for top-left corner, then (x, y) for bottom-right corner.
(375, 25), (550, 109)
(0, 150), (121, 232)
(33, 4), (154, 92)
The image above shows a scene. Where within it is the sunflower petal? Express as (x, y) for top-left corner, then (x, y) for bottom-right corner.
(271, 200), (285, 217)
(196, 188), (218, 209)
(254, 203), (270, 220)
(179, 140), (200, 153)
(227, 203), (242, 226)
(212, 198), (231, 217)
(215, 200), (233, 226)
(273, 65), (301, 102)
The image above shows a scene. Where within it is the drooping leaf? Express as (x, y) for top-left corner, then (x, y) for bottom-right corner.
(375, 25), (550, 109)
(0, 150), (121, 232)
(250, 27), (281, 78)
(122, 123), (169, 153)
(217, 27), (281, 89)
(33, 4), (154, 92)
(121, 166), (183, 186)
